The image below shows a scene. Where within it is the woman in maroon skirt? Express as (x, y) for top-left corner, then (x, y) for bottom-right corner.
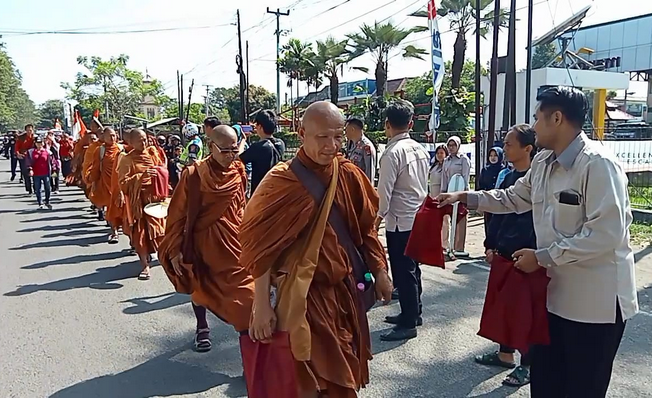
(474, 124), (545, 388)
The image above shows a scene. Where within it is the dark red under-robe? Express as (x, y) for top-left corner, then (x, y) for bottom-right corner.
(477, 255), (550, 353)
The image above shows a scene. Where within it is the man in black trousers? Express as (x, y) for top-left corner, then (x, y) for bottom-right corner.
(375, 99), (430, 341)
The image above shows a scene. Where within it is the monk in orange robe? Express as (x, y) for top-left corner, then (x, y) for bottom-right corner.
(118, 128), (167, 280)
(83, 130), (105, 217)
(88, 127), (123, 243)
(106, 131), (131, 242)
(68, 132), (98, 191)
(159, 125), (254, 352)
(241, 101), (393, 398)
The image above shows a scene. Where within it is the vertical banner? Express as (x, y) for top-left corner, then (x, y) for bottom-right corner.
(428, 0), (445, 132)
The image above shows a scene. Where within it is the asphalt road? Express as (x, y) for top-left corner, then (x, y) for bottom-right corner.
(1, 160), (651, 398)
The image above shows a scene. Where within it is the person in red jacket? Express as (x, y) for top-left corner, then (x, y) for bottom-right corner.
(16, 124), (35, 194)
(27, 136), (52, 209)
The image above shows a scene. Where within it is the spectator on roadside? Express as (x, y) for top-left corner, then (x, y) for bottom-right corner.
(238, 109), (285, 194)
(168, 145), (183, 191)
(16, 124), (36, 195)
(345, 115), (377, 183)
(26, 136), (52, 209)
(441, 135), (471, 258)
(376, 99), (430, 342)
(7, 133), (18, 182)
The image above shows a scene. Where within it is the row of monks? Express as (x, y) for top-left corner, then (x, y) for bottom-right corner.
(67, 102), (394, 398)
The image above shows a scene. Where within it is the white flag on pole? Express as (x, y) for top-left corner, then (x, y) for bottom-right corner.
(428, 0), (445, 132)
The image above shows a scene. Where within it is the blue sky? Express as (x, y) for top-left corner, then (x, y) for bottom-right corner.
(1, 0), (649, 105)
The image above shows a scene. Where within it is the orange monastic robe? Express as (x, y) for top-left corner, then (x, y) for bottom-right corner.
(67, 138), (88, 187)
(82, 140), (103, 186)
(106, 150), (127, 230)
(158, 158), (254, 332)
(118, 146), (167, 255)
(239, 149), (388, 398)
(88, 143), (123, 210)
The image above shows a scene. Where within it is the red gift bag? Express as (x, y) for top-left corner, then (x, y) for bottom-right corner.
(478, 255), (550, 353)
(239, 331), (299, 398)
(405, 196), (468, 268)
(151, 165), (169, 199)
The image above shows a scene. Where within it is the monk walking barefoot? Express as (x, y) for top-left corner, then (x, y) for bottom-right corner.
(88, 127), (123, 243)
(241, 101), (393, 398)
(159, 125), (254, 352)
(118, 128), (167, 280)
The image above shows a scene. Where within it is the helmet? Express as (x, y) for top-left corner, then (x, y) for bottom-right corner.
(182, 123), (199, 138)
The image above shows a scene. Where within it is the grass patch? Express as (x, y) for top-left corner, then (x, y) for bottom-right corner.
(630, 222), (652, 245)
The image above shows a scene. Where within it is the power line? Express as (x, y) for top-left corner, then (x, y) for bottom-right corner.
(0, 23), (233, 37)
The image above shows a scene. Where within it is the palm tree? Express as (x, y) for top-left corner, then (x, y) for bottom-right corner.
(314, 37), (350, 106)
(303, 50), (323, 96)
(278, 38), (315, 103)
(429, 0), (508, 89)
(347, 21), (428, 98)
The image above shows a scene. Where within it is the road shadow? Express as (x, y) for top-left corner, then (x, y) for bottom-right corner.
(121, 292), (190, 315)
(49, 341), (247, 398)
(453, 260), (490, 275)
(41, 229), (108, 239)
(10, 234), (106, 250)
(18, 221), (102, 233)
(4, 260), (141, 296)
(22, 250), (133, 270)
(635, 245), (652, 263)
(19, 210), (95, 222)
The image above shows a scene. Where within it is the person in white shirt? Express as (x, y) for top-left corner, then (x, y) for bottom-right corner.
(430, 144), (450, 250)
(375, 99), (430, 341)
(441, 136), (471, 257)
(437, 86), (638, 398)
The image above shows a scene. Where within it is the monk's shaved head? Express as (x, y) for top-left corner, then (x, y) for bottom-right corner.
(299, 101), (345, 165)
(209, 125), (239, 168)
(209, 125), (238, 147)
(303, 101), (345, 132)
(131, 128), (147, 151)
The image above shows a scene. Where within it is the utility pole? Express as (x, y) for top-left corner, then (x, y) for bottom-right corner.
(525, 0), (534, 123)
(267, 7), (290, 114)
(487, 0), (501, 150)
(246, 40), (250, 120)
(474, 0), (482, 184)
(236, 9), (246, 123)
(203, 84), (213, 118)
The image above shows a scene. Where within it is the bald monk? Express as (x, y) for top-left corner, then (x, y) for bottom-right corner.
(159, 125), (254, 351)
(106, 130), (131, 242)
(83, 131), (105, 218)
(118, 128), (167, 280)
(88, 127), (124, 243)
(68, 132), (98, 190)
(241, 101), (393, 398)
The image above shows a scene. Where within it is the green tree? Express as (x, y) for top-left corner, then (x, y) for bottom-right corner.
(61, 54), (167, 124)
(434, 0), (508, 89)
(348, 21), (428, 98)
(164, 103), (206, 124)
(0, 43), (36, 130)
(403, 60), (483, 141)
(278, 39), (315, 102)
(607, 90), (618, 100)
(315, 37), (350, 105)
(36, 99), (66, 129)
(532, 42), (558, 69)
(208, 84), (276, 123)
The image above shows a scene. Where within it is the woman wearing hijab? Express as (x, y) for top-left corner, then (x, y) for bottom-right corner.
(441, 136), (472, 258)
(478, 147), (505, 236)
